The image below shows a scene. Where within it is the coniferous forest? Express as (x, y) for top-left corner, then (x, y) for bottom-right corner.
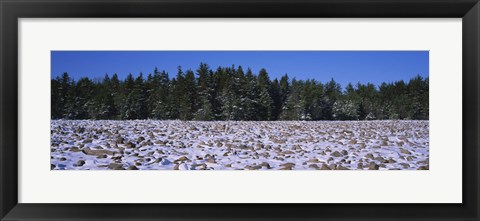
(51, 63), (429, 121)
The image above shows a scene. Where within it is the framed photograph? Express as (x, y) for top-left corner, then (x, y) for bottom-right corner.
(1, 0), (479, 220)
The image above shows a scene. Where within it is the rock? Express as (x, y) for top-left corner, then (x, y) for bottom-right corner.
(174, 156), (190, 164)
(154, 140), (165, 145)
(192, 163), (207, 170)
(400, 148), (411, 154)
(76, 160), (85, 167)
(127, 165), (138, 170)
(245, 165), (262, 170)
(177, 156), (189, 162)
(331, 151), (343, 157)
(125, 141), (135, 149)
(51, 164), (56, 170)
(137, 136), (145, 143)
(341, 150), (348, 156)
(368, 162), (379, 170)
(82, 148), (116, 156)
(399, 163), (410, 168)
(238, 144), (249, 150)
(206, 156), (216, 164)
(173, 164), (180, 170)
(76, 127), (86, 133)
(364, 153), (374, 160)
(108, 163), (124, 170)
(357, 163), (364, 169)
(320, 164), (331, 170)
(97, 154), (108, 159)
(279, 162), (295, 170)
(309, 164), (320, 169)
(284, 150), (296, 155)
(417, 166), (429, 170)
(280, 162), (295, 167)
(83, 138), (93, 144)
(260, 162), (271, 169)
(70, 147), (81, 152)
(417, 160), (429, 165)
(59, 157), (67, 161)
(336, 165), (350, 170)
(111, 156), (122, 161)
(374, 156), (387, 163)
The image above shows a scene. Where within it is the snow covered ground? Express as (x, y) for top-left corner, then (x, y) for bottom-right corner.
(51, 120), (429, 170)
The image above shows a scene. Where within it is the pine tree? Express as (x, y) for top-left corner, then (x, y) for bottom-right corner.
(240, 68), (259, 121)
(256, 68), (273, 120)
(51, 78), (61, 119)
(270, 79), (282, 120)
(323, 78), (342, 120)
(92, 74), (117, 119)
(51, 63), (428, 122)
(194, 63), (214, 120)
(53, 72), (73, 119)
(407, 75), (429, 120)
(148, 68), (172, 119)
(281, 78), (302, 120)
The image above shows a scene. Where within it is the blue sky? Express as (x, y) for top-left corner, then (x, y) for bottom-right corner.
(51, 51), (428, 88)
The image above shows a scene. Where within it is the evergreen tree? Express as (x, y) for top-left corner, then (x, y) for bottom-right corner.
(323, 78), (342, 120)
(407, 75), (429, 120)
(52, 72), (73, 119)
(92, 74), (117, 119)
(194, 63), (214, 120)
(240, 68), (259, 121)
(51, 63), (429, 121)
(149, 68), (172, 119)
(270, 79), (282, 120)
(281, 78), (303, 120)
(51, 78), (61, 119)
(256, 68), (273, 120)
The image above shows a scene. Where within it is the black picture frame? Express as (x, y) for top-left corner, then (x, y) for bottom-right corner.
(1, 0), (479, 220)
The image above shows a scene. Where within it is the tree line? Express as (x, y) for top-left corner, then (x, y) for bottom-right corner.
(51, 63), (429, 121)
